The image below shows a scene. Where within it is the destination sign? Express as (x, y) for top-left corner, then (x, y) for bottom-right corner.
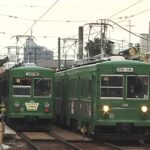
(116, 67), (134, 73)
(26, 72), (39, 76)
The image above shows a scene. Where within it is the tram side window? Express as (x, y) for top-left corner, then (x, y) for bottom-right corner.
(81, 78), (92, 99)
(100, 75), (123, 98)
(55, 80), (62, 98)
(69, 79), (77, 98)
(34, 79), (51, 97)
(127, 76), (148, 99)
(13, 78), (31, 96)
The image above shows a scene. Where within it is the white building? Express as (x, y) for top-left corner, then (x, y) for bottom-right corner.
(140, 34), (148, 53)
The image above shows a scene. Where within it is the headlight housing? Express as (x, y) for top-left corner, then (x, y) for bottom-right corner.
(141, 106), (148, 113)
(44, 103), (50, 113)
(103, 105), (109, 113)
(14, 102), (20, 112)
(44, 103), (50, 108)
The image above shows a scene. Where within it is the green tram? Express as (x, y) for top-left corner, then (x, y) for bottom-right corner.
(0, 65), (54, 130)
(55, 60), (150, 140)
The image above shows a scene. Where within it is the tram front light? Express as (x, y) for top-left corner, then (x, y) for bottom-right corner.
(44, 107), (50, 113)
(44, 103), (50, 107)
(103, 105), (109, 113)
(14, 103), (20, 112)
(141, 106), (148, 113)
(44, 103), (50, 113)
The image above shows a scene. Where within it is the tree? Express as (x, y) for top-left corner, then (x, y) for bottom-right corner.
(85, 38), (114, 57)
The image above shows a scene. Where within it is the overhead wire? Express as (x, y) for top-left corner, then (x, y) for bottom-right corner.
(108, 19), (148, 40)
(116, 8), (150, 24)
(0, 13), (94, 23)
(23, 0), (60, 35)
(0, 0), (146, 41)
(77, 0), (144, 46)
(3, 0), (60, 60)
(0, 3), (47, 8)
(0, 13), (34, 21)
(15, 0), (60, 56)
(107, 0), (143, 19)
(21, 0), (148, 54)
(88, 0), (148, 47)
(1, 0), (148, 56)
(45, 0), (148, 43)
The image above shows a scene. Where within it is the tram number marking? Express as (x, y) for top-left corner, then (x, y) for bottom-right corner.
(122, 103), (128, 107)
(109, 113), (114, 119)
(25, 103), (39, 111)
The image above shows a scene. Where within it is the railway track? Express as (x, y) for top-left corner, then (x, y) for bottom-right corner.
(6, 126), (150, 150)
(103, 141), (150, 150)
(11, 131), (84, 150)
(16, 132), (39, 150)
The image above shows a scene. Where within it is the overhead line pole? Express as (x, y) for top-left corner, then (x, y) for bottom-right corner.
(58, 37), (61, 71)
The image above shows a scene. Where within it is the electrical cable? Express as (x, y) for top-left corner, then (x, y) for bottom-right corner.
(23, 0), (59, 35)
(107, 0), (143, 19)
(108, 19), (148, 40)
(117, 8), (150, 24)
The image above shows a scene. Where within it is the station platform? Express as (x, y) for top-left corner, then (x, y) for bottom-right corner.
(3, 123), (16, 145)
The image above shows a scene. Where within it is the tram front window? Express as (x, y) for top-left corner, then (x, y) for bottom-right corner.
(127, 75), (149, 99)
(100, 75), (123, 98)
(13, 78), (31, 96)
(34, 78), (51, 97)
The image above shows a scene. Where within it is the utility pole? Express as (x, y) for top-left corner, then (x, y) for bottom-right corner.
(118, 17), (134, 48)
(58, 37), (61, 71)
(127, 20), (134, 47)
(62, 38), (77, 68)
(121, 40), (126, 51)
(78, 26), (83, 60)
(16, 36), (19, 64)
(148, 22), (150, 53)
(4, 46), (21, 64)
(57, 37), (77, 69)
(128, 20), (131, 46)
(11, 35), (34, 64)
(34, 48), (37, 64)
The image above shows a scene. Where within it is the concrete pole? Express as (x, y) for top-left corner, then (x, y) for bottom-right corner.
(58, 37), (61, 71)
(78, 26), (83, 60)
(148, 22), (150, 53)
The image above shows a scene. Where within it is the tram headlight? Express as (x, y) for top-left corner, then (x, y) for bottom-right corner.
(14, 103), (20, 112)
(141, 106), (148, 113)
(103, 105), (109, 113)
(44, 103), (50, 108)
(44, 103), (50, 113)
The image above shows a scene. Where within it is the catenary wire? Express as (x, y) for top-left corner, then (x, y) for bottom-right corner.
(23, 0), (60, 35)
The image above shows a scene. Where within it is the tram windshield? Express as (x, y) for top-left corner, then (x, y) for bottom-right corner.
(34, 78), (51, 97)
(13, 78), (31, 96)
(100, 75), (123, 98)
(127, 75), (149, 99)
(100, 75), (149, 100)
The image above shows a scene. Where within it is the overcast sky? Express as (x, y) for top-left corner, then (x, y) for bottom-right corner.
(0, 0), (150, 57)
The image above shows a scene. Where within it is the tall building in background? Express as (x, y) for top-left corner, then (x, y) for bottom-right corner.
(24, 38), (53, 67)
(140, 34), (148, 53)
